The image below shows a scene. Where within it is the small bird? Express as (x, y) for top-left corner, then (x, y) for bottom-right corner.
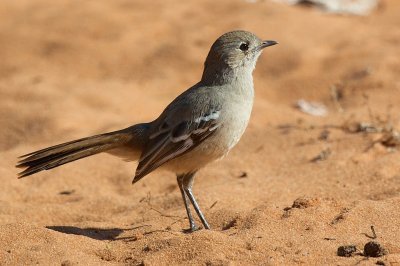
(16, 30), (277, 232)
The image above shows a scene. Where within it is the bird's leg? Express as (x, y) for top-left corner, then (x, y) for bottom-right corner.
(177, 174), (198, 232)
(182, 172), (211, 230)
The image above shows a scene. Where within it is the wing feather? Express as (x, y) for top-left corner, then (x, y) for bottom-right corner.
(133, 110), (220, 182)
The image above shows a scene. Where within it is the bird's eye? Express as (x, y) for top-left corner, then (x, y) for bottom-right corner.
(239, 43), (249, 51)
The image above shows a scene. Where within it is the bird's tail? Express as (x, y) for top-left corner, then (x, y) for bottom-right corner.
(16, 124), (149, 178)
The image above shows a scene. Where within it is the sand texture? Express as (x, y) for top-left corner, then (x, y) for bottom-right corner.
(1, 0), (400, 265)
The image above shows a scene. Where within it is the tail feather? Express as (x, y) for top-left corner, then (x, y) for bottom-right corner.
(17, 143), (117, 177)
(16, 124), (149, 178)
(18, 132), (124, 163)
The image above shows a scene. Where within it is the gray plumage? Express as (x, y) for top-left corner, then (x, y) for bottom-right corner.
(16, 30), (277, 232)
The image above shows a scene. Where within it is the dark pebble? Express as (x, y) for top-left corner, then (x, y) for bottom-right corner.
(364, 241), (387, 257)
(337, 245), (357, 257)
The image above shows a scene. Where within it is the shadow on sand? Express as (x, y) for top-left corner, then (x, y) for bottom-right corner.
(46, 225), (149, 241)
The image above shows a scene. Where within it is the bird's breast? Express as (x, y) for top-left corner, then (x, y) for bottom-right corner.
(209, 81), (255, 155)
(222, 94), (254, 150)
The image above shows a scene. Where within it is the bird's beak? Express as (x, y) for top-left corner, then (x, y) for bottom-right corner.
(259, 40), (278, 49)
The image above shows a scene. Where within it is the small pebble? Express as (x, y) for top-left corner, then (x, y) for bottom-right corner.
(292, 197), (320, 209)
(364, 241), (387, 257)
(337, 245), (357, 257)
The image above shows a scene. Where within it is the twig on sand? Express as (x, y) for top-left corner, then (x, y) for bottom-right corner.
(363, 225), (377, 239)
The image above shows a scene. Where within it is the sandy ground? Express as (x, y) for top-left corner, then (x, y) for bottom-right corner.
(1, 0), (400, 265)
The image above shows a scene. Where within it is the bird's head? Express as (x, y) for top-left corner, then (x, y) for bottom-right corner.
(202, 30), (277, 82)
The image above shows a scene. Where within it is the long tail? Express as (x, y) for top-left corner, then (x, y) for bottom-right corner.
(16, 124), (149, 178)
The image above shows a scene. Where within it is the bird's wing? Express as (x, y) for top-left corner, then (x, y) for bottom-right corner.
(133, 104), (221, 183)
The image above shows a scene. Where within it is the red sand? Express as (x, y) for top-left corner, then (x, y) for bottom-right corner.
(1, 0), (400, 265)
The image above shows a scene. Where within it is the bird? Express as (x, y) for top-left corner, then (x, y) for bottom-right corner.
(16, 30), (277, 232)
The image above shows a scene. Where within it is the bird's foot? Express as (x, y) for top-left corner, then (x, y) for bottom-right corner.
(182, 224), (200, 233)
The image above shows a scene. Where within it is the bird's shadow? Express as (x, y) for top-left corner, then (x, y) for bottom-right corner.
(46, 225), (148, 241)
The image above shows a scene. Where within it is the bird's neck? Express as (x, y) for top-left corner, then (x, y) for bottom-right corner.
(201, 64), (254, 87)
